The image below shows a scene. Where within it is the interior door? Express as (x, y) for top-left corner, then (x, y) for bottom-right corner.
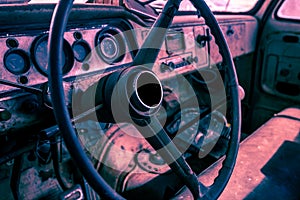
(249, 0), (300, 131)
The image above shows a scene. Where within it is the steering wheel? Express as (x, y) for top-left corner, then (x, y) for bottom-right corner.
(48, 0), (241, 199)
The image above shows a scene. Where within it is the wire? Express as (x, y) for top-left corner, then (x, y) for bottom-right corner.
(0, 79), (43, 95)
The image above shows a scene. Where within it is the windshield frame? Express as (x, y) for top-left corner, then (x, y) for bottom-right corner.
(159, 0), (265, 16)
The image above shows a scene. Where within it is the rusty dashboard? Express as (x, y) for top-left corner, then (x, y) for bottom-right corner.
(0, 4), (258, 136)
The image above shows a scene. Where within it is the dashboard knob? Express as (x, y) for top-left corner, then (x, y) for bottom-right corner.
(0, 108), (11, 121)
(160, 62), (174, 72)
(186, 56), (193, 64)
(168, 62), (175, 69)
(193, 56), (198, 63)
(160, 62), (169, 72)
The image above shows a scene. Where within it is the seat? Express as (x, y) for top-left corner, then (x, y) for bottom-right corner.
(174, 107), (300, 200)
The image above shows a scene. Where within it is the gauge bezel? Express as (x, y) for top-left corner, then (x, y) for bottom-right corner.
(95, 27), (126, 64)
(31, 34), (74, 76)
(4, 49), (31, 75)
(72, 40), (91, 62)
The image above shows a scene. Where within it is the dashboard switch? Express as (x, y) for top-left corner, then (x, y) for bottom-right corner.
(0, 108), (11, 121)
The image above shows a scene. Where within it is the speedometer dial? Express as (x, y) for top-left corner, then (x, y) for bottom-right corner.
(95, 27), (126, 64)
(31, 35), (74, 76)
(100, 36), (119, 60)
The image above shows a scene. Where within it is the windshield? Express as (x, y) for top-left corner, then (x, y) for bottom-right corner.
(151, 0), (260, 13)
(0, 0), (260, 13)
(0, 0), (87, 4)
(205, 0), (259, 12)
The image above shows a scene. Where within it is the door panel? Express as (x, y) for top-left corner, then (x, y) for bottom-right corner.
(261, 32), (300, 101)
(249, 0), (300, 131)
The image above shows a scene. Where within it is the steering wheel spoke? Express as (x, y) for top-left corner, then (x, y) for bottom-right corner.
(134, 116), (203, 199)
(132, 0), (181, 66)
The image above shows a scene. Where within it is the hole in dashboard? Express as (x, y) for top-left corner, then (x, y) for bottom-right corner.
(6, 38), (19, 48)
(81, 63), (90, 71)
(18, 75), (29, 84)
(73, 31), (83, 40)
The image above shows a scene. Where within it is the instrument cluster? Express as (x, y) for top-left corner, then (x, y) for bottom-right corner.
(0, 14), (256, 136)
(0, 20), (134, 95)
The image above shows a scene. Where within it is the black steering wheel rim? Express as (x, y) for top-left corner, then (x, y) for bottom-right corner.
(48, 0), (241, 199)
(48, 1), (124, 200)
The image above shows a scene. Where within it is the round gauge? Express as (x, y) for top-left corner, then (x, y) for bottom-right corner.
(4, 49), (30, 75)
(95, 28), (126, 64)
(31, 35), (74, 76)
(72, 40), (91, 62)
(100, 36), (119, 60)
